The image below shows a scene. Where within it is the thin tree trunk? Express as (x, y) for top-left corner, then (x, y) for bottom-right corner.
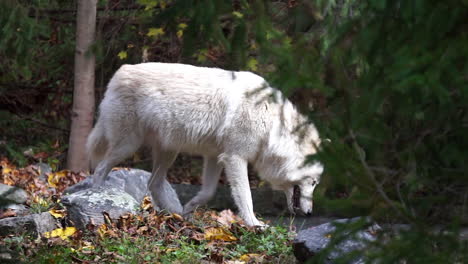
(67, 0), (97, 172)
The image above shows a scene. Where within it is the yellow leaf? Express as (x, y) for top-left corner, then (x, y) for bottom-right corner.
(204, 227), (237, 241)
(147, 27), (165, 37)
(195, 49), (208, 62)
(165, 247), (178, 253)
(98, 224), (118, 238)
(140, 196), (153, 210)
(71, 241), (95, 252)
(178, 23), (187, 29)
(138, 0), (159, 10)
(232, 11), (243, 18)
(247, 58), (258, 71)
(97, 224), (108, 238)
(177, 30), (183, 38)
(1, 166), (12, 174)
(43, 227), (77, 240)
(240, 253), (262, 262)
(49, 209), (66, 218)
(32, 195), (49, 207)
(172, 213), (184, 221)
(160, 0), (167, 9)
(47, 170), (69, 188)
(117, 51), (128, 60)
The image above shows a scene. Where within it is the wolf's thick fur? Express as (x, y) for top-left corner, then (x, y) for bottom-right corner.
(87, 63), (323, 226)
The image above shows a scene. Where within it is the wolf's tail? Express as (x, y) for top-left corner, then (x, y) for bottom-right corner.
(86, 120), (108, 170)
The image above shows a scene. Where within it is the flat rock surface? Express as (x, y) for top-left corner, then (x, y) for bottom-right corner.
(293, 218), (379, 263)
(0, 212), (57, 237)
(62, 186), (140, 229)
(0, 184), (28, 205)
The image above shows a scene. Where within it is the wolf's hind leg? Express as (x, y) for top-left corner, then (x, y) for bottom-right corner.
(93, 132), (142, 186)
(148, 148), (183, 214)
(183, 156), (223, 215)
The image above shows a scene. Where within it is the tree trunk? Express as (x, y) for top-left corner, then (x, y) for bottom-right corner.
(67, 0), (97, 172)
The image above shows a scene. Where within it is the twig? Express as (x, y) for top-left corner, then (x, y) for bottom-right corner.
(30, 5), (147, 15)
(348, 129), (412, 222)
(14, 113), (70, 133)
(71, 255), (92, 263)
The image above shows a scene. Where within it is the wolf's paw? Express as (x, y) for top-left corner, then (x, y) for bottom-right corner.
(253, 220), (270, 231)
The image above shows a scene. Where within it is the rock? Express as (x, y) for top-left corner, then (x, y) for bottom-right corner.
(0, 246), (18, 264)
(0, 184), (28, 205)
(175, 184), (289, 215)
(35, 162), (53, 182)
(0, 212), (57, 237)
(65, 168), (290, 215)
(62, 186), (139, 229)
(65, 169), (151, 203)
(1, 204), (29, 217)
(293, 218), (380, 263)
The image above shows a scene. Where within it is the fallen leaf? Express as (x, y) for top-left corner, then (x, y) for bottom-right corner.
(1, 159), (14, 175)
(47, 170), (69, 188)
(204, 227), (237, 242)
(141, 196), (153, 211)
(44, 227), (77, 240)
(71, 241), (95, 253)
(98, 224), (118, 238)
(33, 152), (49, 160)
(215, 209), (238, 228)
(49, 208), (66, 218)
(172, 213), (184, 222)
(240, 253), (263, 263)
(0, 209), (17, 219)
(137, 226), (148, 234)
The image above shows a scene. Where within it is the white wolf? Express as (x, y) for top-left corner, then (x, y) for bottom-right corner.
(86, 63), (323, 226)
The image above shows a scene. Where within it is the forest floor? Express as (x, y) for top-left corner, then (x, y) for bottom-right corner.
(0, 157), (298, 263)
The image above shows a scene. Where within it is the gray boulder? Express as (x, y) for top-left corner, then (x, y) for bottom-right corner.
(65, 169), (151, 203)
(0, 212), (57, 237)
(174, 183), (289, 214)
(62, 186), (139, 229)
(0, 184), (28, 205)
(0, 204), (29, 217)
(293, 218), (380, 263)
(35, 162), (53, 182)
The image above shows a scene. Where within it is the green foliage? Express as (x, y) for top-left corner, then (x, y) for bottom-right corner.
(150, 0), (468, 261)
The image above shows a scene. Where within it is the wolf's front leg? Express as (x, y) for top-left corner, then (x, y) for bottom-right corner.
(148, 149), (183, 214)
(220, 154), (264, 227)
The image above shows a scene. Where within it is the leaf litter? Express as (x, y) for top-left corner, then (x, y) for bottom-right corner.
(0, 158), (296, 263)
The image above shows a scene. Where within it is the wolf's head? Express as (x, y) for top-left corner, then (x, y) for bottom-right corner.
(259, 97), (324, 216)
(262, 124), (324, 216)
(282, 162), (323, 215)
